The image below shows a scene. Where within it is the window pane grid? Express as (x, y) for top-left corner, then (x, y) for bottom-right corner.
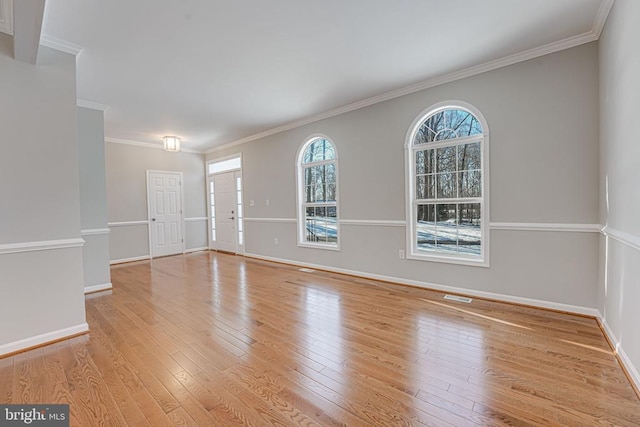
(303, 164), (336, 203)
(411, 108), (484, 260)
(302, 139), (336, 164)
(236, 177), (243, 246)
(413, 109), (482, 144)
(303, 203), (337, 244)
(209, 180), (216, 242)
(416, 202), (481, 256)
(415, 144), (482, 201)
(299, 137), (338, 247)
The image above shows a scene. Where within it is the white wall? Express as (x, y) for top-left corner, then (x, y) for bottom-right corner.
(106, 142), (207, 262)
(0, 34), (87, 354)
(78, 106), (111, 292)
(598, 0), (640, 389)
(209, 42), (601, 313)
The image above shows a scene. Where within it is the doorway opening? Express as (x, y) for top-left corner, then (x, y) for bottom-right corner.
(207, 155), (244, 254)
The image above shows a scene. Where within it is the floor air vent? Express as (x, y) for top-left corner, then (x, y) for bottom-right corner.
(298, 268), (315, 273)
(444, 294), (473, 303)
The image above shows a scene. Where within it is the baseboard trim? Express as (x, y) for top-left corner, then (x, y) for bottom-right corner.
(243, 252), (599, 317)
(84, 283), (113, 294)
(184, 247), (210, 254)
(0, 323), (89, 358)
(597, 315), (640, 399)
(110, 255), (150, 265)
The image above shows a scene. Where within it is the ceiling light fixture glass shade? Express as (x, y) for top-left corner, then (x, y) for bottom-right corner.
(163, 136), (181, 152)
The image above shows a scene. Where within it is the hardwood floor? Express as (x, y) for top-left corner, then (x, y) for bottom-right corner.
(1, 251), (639, 426)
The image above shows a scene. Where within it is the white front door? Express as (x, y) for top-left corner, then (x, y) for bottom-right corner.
(147, 171), (184, 258)
(213, 171), (237, 253)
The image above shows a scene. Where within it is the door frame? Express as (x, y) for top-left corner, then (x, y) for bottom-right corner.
(206, 154), (244, 254)
(146, 170), (186, 259)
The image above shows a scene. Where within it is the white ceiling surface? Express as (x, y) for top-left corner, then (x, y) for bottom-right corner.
(37, 0), (608, 152)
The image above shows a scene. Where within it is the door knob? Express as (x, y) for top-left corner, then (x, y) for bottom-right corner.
(151, 218), (156, 221)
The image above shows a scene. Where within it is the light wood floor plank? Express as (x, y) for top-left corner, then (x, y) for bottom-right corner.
(2, 251), (639, 426)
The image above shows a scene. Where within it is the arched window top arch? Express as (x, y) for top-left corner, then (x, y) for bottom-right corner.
(413, 108), (483, 145)
(302, 137), (336, 164)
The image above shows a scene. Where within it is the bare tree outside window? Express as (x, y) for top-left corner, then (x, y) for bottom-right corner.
(410, 107), (486, 260)
(298, 137), (339, 247)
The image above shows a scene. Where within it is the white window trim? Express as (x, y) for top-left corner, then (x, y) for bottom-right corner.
(296, 134), (341, 251)
(404, 101), (490, 267)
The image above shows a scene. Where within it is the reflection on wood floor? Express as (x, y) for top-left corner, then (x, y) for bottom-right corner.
(1, 251), (639, 426)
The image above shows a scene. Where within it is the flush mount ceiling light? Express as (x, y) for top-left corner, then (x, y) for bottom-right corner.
(163, 136), (181, 152)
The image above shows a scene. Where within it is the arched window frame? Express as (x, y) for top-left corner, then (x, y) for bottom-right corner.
(296, 134), (340, 250)
(405, 101), (490, 267)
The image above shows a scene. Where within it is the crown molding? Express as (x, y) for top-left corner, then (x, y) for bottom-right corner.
(207, 2), (612, 154)
(105, 137), (204, 155)
(40, 34), (83, 56)
(106, 137), (163, 151)
(593, 0), (615, 38)
(0, 0), (12, 35)
(77, 99), (109, 111)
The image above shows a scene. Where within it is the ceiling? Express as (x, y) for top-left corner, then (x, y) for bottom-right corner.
(3, 1), (613, 153)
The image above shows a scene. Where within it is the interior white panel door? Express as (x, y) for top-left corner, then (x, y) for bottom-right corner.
(214, 172), (237, 253)
(148, 171), (184, 257)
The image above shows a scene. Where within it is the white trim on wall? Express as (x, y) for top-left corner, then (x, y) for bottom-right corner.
(106, 137), (204, 155)
(185, 217), (208, 222)
(40, 35), (83, 56)
(80, 228), (111, 236)
(491, 222), (601, 233)
(244, 217), (297, 224)
(110, 255), (150, 265)
(593, 0), (615, 37)
(0, 238), (85, 255)
(0, 323), (89, 357)
(598, 315), (640, 395)
(77, 99), (109, 111)
(601, 226), (640, 252)
(341, 219), (406, 227)
(244, 252), (600, 317)
(84, 283), (113, 294)
(108, 220), (149, 227)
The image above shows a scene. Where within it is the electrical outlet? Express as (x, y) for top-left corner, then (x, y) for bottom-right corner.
(249, 200), (255, 207)
(266, 199), (270, 206)
(274, 237), (279, 245)
(399, 249), (405, 259)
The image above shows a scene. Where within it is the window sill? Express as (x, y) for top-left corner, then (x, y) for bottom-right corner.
(407, 251), (489, 267)
(298, 242), (341, 251)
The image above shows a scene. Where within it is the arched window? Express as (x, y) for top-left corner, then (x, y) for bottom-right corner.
(296, 135), (339, 249)
(406, 103), (489, 266)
